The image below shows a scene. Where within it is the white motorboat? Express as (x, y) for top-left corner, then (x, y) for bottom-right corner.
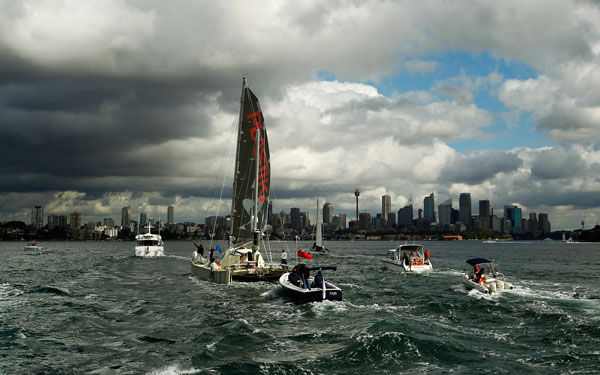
(24, 241), (43, 251)
(482, 238), (497, 243)
(382, 243), (432, 273)
(462, 258), (513, 294)
(279, 266), (342, 303)
(191, 78), (286, 284)
(134, 224), (164, 257)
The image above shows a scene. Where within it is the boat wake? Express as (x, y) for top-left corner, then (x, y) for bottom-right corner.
(147, 364), (202, 375)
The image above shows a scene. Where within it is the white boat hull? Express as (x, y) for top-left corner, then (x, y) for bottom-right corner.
(134, 245), (164, 257)
(462, 275), (514, 294)
(191, 261), (232, 284)
(24, 245), (43, 251)
(381, 259), (432, 273)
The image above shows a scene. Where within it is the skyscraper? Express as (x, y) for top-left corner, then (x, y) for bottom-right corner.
(423, 193), (435, 221)
(323, 202), (333, 224)
(538, 213), (551, 234)
(167, 205), (174, 224)
(70, 211), (81, 230)
(382, 195), (391, 221)
(459, 193), (471, 228)
(438, 199), (453, 228)
(504, 205), (522, 232)
(140, 211), (147, 226)
(291, 208), (301, 231)
(31, 206), (44, 230)
(479, 200), (491, 230)
(397, 204), (413, 227)
(121, 206), (131, 228)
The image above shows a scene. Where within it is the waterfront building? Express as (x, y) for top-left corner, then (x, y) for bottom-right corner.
(48, 214), (58, 231)
(387, 212), (396, 229)
(479, 200), (491, 231)
(332, 214), (346, 230)
(139, 211), (147, 226)
(121, 206), (131, 228)
(397, 204), (413, 227)
(168, 205), (174, 224)
(538, 213), (551, 234)
(323, 202), (333, 224)
(382, 195), (391, 221)
(459, 193), (471, 229)
(32, 206), (44, 230)
(358, 212), (371, 230)
(438, 199), (453, 229)
(291, 207), (301, 231)
(103, 218), (114, 228)
(504, 205), (522, 233)
(70, 211), (81, 231)
(423, 193), (436, 221)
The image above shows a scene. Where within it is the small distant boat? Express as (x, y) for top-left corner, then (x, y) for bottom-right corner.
(562, 233), (576, 243)
(482, 238), (497, 244)
(311, 199), (331, 254)
(279, 266), (342, 303)
(462, 258), (513, 294)
(382, 243), (432, 273)
(134, 223), (164, 257)
(24, 240), (43, 251)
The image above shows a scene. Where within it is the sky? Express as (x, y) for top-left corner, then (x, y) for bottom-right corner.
(2, 0), (600, 231)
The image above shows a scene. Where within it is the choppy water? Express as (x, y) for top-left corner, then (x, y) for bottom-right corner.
(1, 240), (599, 374)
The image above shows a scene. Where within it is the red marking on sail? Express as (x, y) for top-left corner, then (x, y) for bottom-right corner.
(248, 110), (270, 202)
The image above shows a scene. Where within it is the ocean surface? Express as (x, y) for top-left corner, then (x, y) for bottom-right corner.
(1, 239), (599, 374)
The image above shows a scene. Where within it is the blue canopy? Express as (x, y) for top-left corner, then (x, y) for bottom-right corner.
(466, 258), (491, 266)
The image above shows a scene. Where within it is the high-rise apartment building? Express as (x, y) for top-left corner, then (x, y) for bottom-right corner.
(290, 208), (301, 231)
(423, 193), (436, 221)
(168, 205), (174, 224)
(438, 199), (453, 228)
(358, 212), (371, 230)
(382, 195), (391, 221)
(31, 206), (44, 230)
(459, 193), (471, 228)
(70, 211), (81, 230)
(504, 205), (522, 232)
(538, 213), (551, 233)
(479, 200), (491, 230)
(397, 204), (413, 227)
(140, 211), (147, 226)
(323, 202), (333, 224)
(121, 206), (131, 228)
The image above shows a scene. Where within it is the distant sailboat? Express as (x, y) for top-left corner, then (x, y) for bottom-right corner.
(311, 199), (330, 254)
(191, 78), (287, 284)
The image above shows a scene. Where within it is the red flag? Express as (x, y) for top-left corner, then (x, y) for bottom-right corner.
(297, 248), (312, 259)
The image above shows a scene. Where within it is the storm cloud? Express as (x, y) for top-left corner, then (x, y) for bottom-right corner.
(1, 0), (600, 229)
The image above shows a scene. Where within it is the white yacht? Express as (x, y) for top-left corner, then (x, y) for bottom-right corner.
(134, 224), (164, 257)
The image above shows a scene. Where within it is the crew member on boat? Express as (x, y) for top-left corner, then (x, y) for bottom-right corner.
(288, 266), (301, 287)
(297, 263), (311, 290)
(312, 271), (324, 289)
(281, 249), (288, 264)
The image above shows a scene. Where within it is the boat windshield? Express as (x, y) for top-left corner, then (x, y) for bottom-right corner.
(137, 240), (159, 246)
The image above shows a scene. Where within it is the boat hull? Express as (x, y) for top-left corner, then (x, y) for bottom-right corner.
(381, 259), (432, 273)
(24, 245), (43, 250)
(191, 261), (232, 284)
(134, 246), (164, 257)
(279, 273), (342, 303)
(462, 275), (514, 294)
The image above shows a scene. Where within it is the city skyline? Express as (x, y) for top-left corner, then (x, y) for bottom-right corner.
(2, 2), (600, 230)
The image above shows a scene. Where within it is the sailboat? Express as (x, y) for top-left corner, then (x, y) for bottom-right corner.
(311, 199), (330, 254)
(191, 78), (287, 284)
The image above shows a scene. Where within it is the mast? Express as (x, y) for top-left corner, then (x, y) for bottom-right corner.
(252, 119), (261, 254)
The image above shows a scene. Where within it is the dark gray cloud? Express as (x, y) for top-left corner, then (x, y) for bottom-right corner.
(439, 151), (523, 184)
(530, 147), (587, 179)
